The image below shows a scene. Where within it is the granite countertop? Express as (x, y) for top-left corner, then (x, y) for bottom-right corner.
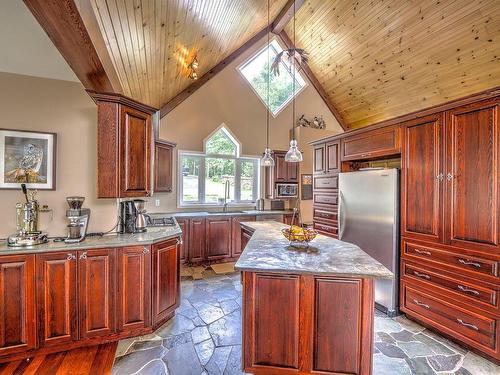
(163, 210), (294, 218)
(0, 225), (182, 256)
(235, 221), (393, 279)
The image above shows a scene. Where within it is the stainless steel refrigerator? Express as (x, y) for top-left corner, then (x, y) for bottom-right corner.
(339, 168), (399, 316)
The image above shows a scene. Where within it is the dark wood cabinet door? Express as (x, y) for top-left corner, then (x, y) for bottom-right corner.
(274, 153), (287, 182)
(241, 228), (254, 254)
(0, 255), (36, 355)
(176, 218), (189, 263)
(445, 100), (500, 251)
(402, 115), (443, 242)
(117, 246), (151, 332)
(154, 140), (175, 193)
(36, 252), (78, 347)
(120, 105), (152, 197)
(78, 249), (116, 340)
(189, 218), (206, 263)
(206, 217), (232, 260)
(326, 140), (340, 174)
(231, 216), (256, 258)
(341, 124), (401, 161)
(313, 145), (325, 174)
(287, 160), (299, 183)
(152, 239), (180, 326)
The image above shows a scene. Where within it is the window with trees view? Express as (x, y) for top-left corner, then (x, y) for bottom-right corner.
(179, 126), (260, 206)
(238, 39), (307, 116)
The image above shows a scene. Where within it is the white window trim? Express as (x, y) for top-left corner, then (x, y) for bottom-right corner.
(236, 37), (309, 118)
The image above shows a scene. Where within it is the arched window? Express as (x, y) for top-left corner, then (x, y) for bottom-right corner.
(179, 125), (260, 206)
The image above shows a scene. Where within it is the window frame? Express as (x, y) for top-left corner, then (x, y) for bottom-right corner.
(177, 126), (260, 208)
(237, 37), (308, 118)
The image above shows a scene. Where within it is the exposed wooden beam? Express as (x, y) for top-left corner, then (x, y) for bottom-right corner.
(278, 31), (348, 131)
(271, 0), (305, 34)
(160, 26), (269, 118)
(23, 0), (120, 93)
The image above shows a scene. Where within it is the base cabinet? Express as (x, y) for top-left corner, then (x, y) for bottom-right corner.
(206, 217), (232, 260)
(0, 255), (36, 356)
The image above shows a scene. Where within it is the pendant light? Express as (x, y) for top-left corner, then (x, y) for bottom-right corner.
(261, 0), (275, 167)
(285, 0), (303, 163)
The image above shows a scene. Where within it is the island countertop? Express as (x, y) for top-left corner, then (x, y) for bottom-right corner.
(0, 224), (182, 256)
(235, 221), (393, 279)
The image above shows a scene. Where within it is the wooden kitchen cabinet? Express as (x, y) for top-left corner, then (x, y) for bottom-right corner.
(152, 239), (180, 327)
(92, 92), (157, 198)
(0, 254), (36, 356)
(78, 248), (116, 340)
(265, 150), (300, 198)
(341, 124), (401, 161)
(154, 140), (176, 193)
(231, 216), (256, 257)
(189, 218), (206, 263)
(36, 251), (78, 348)
(206, 217), (232, 260)
(117, 246), (151, 333)
(176, 218), (189, 263)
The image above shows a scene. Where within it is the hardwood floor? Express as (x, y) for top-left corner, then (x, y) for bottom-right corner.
(0, 342), (117, 375)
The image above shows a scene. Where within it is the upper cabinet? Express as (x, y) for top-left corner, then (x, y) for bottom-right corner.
(314, 141), (340, 175)
(265, 150), (300, 199)
(90, 92), (157, 198)
(341, 125), (401, 161)
(154, 140), (176, 193)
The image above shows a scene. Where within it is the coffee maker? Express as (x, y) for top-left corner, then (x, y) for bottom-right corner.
(119, 199), (149, 233)
(64, 197), (91, 243)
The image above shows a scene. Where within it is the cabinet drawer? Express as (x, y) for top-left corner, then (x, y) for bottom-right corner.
(402, 260), (499, 311)
(402, 240), (499, 279)
(313, 208), (338, 223)
(341, 125), (401, 161)
(314, 193), (338, 206)
(313, 175), (338, 190)
(313, 222), (338, 235)
(403, 284), (497, 350)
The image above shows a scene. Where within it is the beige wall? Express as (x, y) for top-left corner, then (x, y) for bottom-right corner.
(0, 72), (117, 238)
(150, 35), (343, 214)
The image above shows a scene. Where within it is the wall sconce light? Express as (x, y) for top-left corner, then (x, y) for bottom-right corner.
(188, 56), (199, 80)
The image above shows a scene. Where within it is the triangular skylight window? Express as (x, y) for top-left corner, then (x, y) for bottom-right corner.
(238, 39), (307, 117)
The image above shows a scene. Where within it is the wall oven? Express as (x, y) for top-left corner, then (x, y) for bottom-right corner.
(276, 183), (298, 199)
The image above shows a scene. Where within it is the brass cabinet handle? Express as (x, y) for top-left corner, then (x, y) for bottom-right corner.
(458, 258), (481, 268)
(447, 173), (454, 181)
(361, 153), (371, 157)
(413, 299), (430, 309)
(79, 252), (87, 260)
(414, 249), (432, 256)
(457, 285), (480, 296)
(142, 247), (150, 254)
(67, 253), (76, 261)
(456, 318), (479, 331)
(436, 173), (444, 181)
(177, 238), (183, 245)
(413, 271), (431, 280)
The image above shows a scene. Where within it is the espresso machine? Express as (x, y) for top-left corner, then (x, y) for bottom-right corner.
(7, 184), (48, 247)
(119, 199), (149, 233)
(64, 197), (91, 243)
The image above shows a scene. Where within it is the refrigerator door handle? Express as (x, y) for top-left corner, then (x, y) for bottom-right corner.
(338, 191), (346, 239)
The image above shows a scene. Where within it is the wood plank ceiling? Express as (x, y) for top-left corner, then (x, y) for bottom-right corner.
(87, 0), (288, 108)
(286, 0), (500, 128)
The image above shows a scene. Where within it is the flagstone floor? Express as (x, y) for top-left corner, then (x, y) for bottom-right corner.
(112, 271), (499, 375)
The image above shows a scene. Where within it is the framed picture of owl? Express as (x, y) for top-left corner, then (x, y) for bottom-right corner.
(0, 129), (57, 190)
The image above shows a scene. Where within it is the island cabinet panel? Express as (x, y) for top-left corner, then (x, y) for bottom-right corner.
(231, 216), (256, 258)
(0, 254), (36, 356)
(189, 218), (206, 263)
(36, 251), (78, 348)
(117, 246), (151, 333)
(240, 227), (255, 253)
(402, 115), (444, 243)
(176, 218), (189, 263)
(152, 239), (180, 327)
(445, 100), (499, 252)
(78, 249), (116, 339)
(206, 217), (232, 260)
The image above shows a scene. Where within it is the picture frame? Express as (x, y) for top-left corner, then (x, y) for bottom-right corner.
(0, 129), (57, 190)
(301, 174), (313, 200)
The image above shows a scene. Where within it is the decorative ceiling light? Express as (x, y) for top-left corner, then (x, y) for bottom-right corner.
(188, 56), (199, 80)
(285, 0), (303, 163)
(260, 0), (274, 167)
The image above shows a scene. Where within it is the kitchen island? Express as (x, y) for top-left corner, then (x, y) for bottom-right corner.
(235, 222), (393, 375)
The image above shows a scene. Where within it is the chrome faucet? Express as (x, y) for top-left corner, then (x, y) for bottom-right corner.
(223, 180), (230, 213)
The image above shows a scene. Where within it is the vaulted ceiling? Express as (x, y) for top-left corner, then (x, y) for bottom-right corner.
(287, 0), (500, 128)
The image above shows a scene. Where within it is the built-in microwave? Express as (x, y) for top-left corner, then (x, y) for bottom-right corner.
(276, 183), (298, 198)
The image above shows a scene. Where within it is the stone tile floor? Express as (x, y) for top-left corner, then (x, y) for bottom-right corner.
(113, 271), (500, 375)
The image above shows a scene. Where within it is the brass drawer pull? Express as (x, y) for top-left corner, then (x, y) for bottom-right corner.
(67, 253), (76, 261)
(142, 247), (150, 254)
(457, 285), (480, 296)
(414, 249), (432, 256)
(413, 271), (431, 280)
(79, 252), (87, 260)
(458, 258), (481, 268)
(413, 299), (430, 309)
(436, 173), (444, 181)
(456, 318), (479, 331)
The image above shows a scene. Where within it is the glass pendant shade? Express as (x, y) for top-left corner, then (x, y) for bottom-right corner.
(285, 139), (303, 162)
(261, 147), (275, 167)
